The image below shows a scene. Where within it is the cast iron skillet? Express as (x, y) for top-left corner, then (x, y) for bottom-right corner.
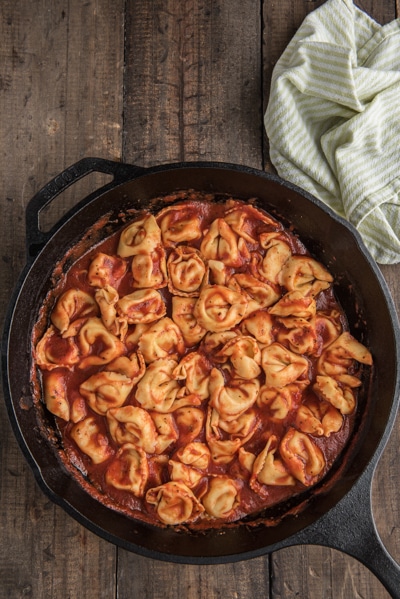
(2, 158), (400, 597)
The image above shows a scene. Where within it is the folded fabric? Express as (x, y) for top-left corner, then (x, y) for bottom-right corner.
(264, 0), (400, 264)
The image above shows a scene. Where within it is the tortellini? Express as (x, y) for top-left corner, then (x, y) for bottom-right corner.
(276, 317), (318, 355)
(206, 406), (256, 464)
(173, 352), (211, 400)
(138, 317), (185, 363)
(105, 444), (149, 496)
(241, 310), (274, 345)
(51, 289), (99, 334)
(174, 442), (211, 470)
(117, 289), (166, 324)
(171, 296), (207, 346)
(194, 284), (248, 332)
(255, 232), (292, 283)
(200, 218), (250, 267)
(107, 405), (178, 454)
(79, 353), (145, 415)
(209, 367), (260, 421)
(280, 255), (333, 297)
(225, 202), (279, 242)
(117, 214), (162, 257)
(167, 246), (207, 296)
(269, 290), (316, 319)
(131, 247), (168, 289)
(313, 375), (357, 415)
(201, 476), (240, 518)
(169, 459), (204, 488)
(317, 331), (373, 383)
(35, 325), (80, 370)
(257, 383), (305, 421)
(251, 435), (296, 489)
(33, 193), (373, 530)
(157, 202), (202, 246)
(174, 407), (205, 445)
(135, 358), (200, 412)
(88, 253), (127, 288)
(77, 317), (126, 369)
(280, 428), (326, 486)
(261, 343), (309, 388)
(70, 417), (114, 464)
(215, 335), (262, 379)
(296, 397), (343, 437)
(229, 273), (280, 315)
(80, 370), (136, 414)
(95, 285), (125, 337)
(146, 481), (204, 525)
(43, 370), (70, 421)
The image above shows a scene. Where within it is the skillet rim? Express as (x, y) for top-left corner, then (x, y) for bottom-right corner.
(2, 159), (400, 563)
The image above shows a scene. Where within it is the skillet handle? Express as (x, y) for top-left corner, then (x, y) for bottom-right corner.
(287, 462), (400, 599)
(25, 157), (146, 258)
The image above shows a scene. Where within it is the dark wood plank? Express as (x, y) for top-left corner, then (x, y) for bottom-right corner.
(123, 0), (263, 169)
(357, 0), (398, 22)
(117, 555), (269, 599)
(271, 547), (391, 598)
(0, 1), (124, 597)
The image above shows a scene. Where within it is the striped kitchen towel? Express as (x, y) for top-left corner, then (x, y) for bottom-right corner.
(265, 0), (400, 264)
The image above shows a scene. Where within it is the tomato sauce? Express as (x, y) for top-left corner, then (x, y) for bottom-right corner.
(31, 192), (372, 529)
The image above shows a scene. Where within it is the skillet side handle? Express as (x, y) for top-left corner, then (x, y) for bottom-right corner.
(289, 463), (400, 599)
(25, 157), (146, 258)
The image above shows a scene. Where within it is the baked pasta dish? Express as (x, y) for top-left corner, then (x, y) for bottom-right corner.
(32, 192), (373, 529)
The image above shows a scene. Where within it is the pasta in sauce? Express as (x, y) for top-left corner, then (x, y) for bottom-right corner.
(32, 192), (373, 529)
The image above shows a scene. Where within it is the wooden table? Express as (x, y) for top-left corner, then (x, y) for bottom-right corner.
(1, 1), (399, 597)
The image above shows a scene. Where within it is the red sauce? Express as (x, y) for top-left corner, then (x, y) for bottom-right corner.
(31, 192), (371, 530)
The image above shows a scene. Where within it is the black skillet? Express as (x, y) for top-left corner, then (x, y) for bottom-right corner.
(2, 158), (400, 597)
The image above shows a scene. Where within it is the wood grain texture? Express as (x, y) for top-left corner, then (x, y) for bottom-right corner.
(357, 0), (398, 22)
(271, 546), (392, 598)
(1, 1), (400, 598)
(117, 555), (269, 599)
(0, 1), (123, 597)
(123, 0), (262, 168)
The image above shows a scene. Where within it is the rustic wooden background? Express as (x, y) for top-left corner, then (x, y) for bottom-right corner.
(1, 1), (399, 597)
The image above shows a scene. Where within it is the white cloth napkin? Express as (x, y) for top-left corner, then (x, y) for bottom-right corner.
(265, 0), (400, 264)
